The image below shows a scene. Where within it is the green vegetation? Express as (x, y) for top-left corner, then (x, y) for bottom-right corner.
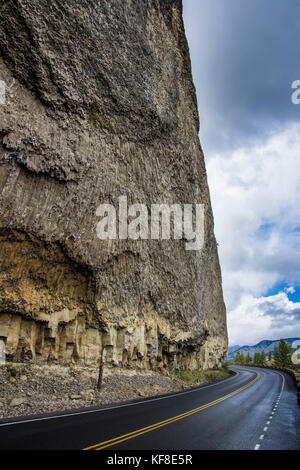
(6, 364), (18, 378)
(252, 351), (265, 365)
(234, 349), (265, 365)
(174, 367), (229, 384)
(234, 339), (300, 373)
(273, 339), (293, 368)
(88, 97), (101, 124)
(268, 351), (272, 362)
(234, 351), (245, 363)
(245, 352), (251, 363)
(5, 363), (32, 380)
(92, 97), (101, 110)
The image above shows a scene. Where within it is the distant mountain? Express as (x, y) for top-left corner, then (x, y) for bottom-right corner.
(228, 345), (241, 354)
(226, 337), (300, 361)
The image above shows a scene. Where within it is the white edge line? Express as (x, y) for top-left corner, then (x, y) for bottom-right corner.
(0, 369), (244, 427)
(253, 366), (285, 450)
(277, 371), (285, 399)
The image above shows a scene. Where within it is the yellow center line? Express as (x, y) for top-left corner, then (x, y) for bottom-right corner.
(83, 371), (261, 450)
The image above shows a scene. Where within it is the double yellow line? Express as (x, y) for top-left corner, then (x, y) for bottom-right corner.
(83, 371), (260, 450)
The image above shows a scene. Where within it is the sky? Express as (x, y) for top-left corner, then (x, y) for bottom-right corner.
(183, 0), (300, 346)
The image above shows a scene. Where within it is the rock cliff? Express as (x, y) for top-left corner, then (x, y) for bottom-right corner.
(0, 0), (227, 370)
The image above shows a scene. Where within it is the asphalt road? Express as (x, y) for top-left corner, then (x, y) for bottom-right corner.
(0, 366), (299, 450)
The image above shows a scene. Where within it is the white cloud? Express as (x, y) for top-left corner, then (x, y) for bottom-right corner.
(228, 290), (300, 345)
(206, 122), (300, 344)
(182, 0), (300, 346)
(284, 286), (296, 294)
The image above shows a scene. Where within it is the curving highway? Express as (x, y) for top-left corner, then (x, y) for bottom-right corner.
(0, 366), (299, 450)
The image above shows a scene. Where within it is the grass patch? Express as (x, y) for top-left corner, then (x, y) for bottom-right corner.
(6, 364), (18, 378)
(4, 362), (33, 382)
(174, 366), (229, 385)
(88, 97), (101, 124)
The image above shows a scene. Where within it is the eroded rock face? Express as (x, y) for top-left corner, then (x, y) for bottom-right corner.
(0, 0), (227, 370)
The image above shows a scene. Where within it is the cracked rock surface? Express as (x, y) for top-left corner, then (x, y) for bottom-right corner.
(0, 0), (227, 371)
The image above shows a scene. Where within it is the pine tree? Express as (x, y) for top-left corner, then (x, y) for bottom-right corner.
(268, 351), (272, 362)
(279, 339), (292, 367)
(245, 353), (251, 364)
(274, 340), (292, 368)
(234, 351), (241, 363)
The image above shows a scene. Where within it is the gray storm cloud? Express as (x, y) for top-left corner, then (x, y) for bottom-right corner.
(183, 0), (300, 154)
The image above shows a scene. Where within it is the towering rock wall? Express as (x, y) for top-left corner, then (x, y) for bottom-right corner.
(0, 0), (227, 370)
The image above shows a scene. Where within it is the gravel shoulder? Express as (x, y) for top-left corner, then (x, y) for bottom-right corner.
(0, 362), (230, 419)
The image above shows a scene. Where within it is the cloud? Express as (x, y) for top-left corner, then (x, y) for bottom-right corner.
(284, 286), (295, 294)
(183, 0), (300, 154)
(206, 122), (300, 344)
(207, 122), (300, 299)
(228, 290), (300, 345)
(183, 1), (300, 346)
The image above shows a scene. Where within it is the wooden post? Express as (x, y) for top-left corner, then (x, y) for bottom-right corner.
(97, 362), (104, 390)
(97, 349), (104, 390)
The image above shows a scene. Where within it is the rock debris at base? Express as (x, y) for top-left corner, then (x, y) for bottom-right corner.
(0, 363), (229, 419)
